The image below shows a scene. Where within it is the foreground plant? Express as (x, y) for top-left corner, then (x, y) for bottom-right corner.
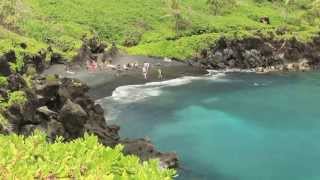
(0, 132), (175, 179)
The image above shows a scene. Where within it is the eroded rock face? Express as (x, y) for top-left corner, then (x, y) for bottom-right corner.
(72, 37), (108, 64)
(121, 139), (178, 169)
(7, 74), (28, 91)
(198, 36), (320, 71)
(23, 53), (46, 73)
(59, 99), (87, 139)
(47, 119), (65, 140)
(50, 53), (65, 65)
(58, 78), (89, 103)
(0, 88), (8, 99)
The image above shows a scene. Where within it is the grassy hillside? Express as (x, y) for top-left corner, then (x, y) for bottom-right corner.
(1, 0), (320, 60)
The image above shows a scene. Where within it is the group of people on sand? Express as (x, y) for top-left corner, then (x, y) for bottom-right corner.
(84, 58), (164, 80)
(86, 59), (98, 72)
(86, 59), (113, 72)
(142, 62), (163, 80)
(86, 58), (141, 72)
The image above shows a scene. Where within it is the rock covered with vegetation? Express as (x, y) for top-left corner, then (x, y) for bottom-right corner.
(0, 67), (178, 170)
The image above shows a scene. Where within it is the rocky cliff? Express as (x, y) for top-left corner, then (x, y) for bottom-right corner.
(197, 35), (320, 72)
(0, 72), (178, 169)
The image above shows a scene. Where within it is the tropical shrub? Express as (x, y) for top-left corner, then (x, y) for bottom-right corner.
(166, 0), (190, 33)
(7, 90), (27, 106)
(303, 0), (320, 25)
(206, 0), (237, 15)
(0, 76), (8, 87)
(0, 113), (7, 126)
(0, 132), (176, 179)
(0, 0), (27, 31)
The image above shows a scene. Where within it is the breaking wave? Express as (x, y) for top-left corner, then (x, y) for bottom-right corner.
(98, 73), (227, 104)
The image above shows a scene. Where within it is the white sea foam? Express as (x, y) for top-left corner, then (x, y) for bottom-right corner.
(96, 73), (228, 121)
(98, 73), (227, 104)
(207, 68), (256, 74)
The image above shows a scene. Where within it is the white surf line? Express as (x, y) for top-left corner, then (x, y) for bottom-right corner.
(96, 68), (256, 104)
(206, 68), (256, 74)
(95, 72), (227, 104)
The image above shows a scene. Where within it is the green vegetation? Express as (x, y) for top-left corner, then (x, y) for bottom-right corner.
(0, 0), (318, 60)
(0, 76), (8, 87)
(0, 1), (319, 178)
(0, 114), (6, 126)
(0, 88), (25, 126)
(207, 0), (237, 15)
(0, 132), (175, 179)
(7, 90), (27, 106)
(0, 90), (27, 118)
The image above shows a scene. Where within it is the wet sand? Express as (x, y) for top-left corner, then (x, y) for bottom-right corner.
(42, 55), (207, 100)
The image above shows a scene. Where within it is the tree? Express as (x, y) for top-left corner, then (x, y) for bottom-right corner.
(165, 0), (189, 33)
(207, 0), (237, 15)
(310, 0), (320, 16)
(303, 0), (320, 25)
(0, 0), (26, 31)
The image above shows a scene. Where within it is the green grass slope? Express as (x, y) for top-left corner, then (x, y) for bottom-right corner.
(2, 0), (320, 60)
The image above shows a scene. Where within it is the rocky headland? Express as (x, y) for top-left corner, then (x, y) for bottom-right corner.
(0, 38), (181, 169)
(196, 35), (320, 73)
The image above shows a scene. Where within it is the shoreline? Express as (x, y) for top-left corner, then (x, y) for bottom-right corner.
(43, 55), (208, 100)
(43, 55), (317, 101)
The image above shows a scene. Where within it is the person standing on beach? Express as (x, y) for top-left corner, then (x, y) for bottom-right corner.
(142, 66), (148, 80)
(114, 64), (121, 77)
(158, 68), (163, 80)
(143, 62), (150, 80)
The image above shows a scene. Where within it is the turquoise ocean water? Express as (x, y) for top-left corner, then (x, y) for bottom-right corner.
(99, 72), (320, 180)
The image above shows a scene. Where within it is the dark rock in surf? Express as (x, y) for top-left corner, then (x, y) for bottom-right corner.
(121, 139), (178, 168)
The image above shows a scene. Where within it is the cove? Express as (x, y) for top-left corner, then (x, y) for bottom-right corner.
(99, 72), (320, 180)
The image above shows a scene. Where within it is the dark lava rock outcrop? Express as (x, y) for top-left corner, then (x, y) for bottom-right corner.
(0, 74), (178, 168)
(197, 36), (320, 71)
(72, 37), (118, 66)
(0, 51), (14, 76)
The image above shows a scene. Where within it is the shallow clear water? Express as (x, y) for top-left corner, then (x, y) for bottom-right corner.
(99, 72), (320, 180)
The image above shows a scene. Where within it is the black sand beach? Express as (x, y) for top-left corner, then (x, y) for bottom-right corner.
(42, 55), (207, 100)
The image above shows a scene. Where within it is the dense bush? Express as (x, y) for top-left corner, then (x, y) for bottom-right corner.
(303, 0), (320, 25)
(0, 91), (26, 118)
(7, 90), (27, 106)
(206, 0), (237, 15)
(0, 132), (175, 179)
(0, 76), (8, 87)
(0, 0), (27, 31)
(0, 114), (6, 126)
